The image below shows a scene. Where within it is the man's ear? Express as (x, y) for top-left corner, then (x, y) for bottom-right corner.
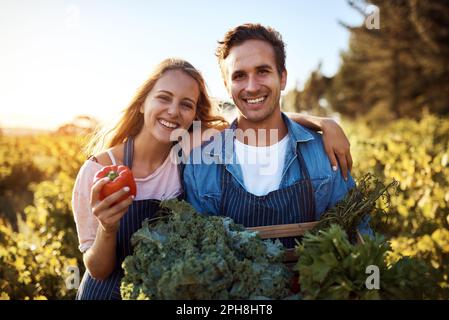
(280, 70), (287, 91)
(221, 64), (231, 96)
(224, 79), (232, 97)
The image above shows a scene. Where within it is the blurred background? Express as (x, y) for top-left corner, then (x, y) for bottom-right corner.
(1, 0), (448, 299)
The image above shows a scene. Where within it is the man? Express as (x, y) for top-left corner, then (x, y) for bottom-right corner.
(183, 24), (369, 248)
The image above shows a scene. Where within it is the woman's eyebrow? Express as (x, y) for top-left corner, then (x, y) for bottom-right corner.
(157, 90), (173, 95)
(182, 97), (196, 104)
(158, 90), (196, 104)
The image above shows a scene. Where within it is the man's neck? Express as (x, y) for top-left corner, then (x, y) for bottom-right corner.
(236, 109), (288, 147)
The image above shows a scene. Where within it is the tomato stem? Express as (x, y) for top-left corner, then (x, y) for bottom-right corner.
(107, 171), (119, 181)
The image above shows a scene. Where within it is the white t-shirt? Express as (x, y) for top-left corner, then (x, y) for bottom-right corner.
(234, 134), (289, 196)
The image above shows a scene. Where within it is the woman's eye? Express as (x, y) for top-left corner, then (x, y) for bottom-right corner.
(158, 95), (170, 101)
(182, 103), (193, 109)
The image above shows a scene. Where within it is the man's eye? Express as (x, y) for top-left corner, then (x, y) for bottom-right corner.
(233, 74), (245, 80)
(259, 69), (269, 74)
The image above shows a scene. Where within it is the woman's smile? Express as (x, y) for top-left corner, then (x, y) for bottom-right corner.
(158, 119), (180, 130)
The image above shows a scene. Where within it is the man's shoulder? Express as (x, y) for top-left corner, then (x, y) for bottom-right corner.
(286, 121), (332, 178)
(286, 118), (324, 146)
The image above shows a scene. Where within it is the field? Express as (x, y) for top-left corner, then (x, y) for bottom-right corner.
(0, 114), (448, 299)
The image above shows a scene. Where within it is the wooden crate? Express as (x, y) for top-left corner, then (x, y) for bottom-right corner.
(247, 222), (365, 263)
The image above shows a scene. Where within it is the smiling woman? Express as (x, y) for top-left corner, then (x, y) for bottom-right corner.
(72, 58), (228, 300)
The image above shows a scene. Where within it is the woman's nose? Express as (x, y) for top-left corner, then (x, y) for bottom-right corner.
(167, 101), (179, 116)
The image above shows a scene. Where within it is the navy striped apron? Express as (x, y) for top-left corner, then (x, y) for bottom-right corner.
(76, 137), (174, 300)
(219, 135), (316, 249)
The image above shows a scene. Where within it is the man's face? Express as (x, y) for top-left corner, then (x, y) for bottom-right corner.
(223, 39), (286, 123)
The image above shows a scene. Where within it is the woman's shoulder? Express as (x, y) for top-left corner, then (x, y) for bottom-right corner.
(93, 144), (125, 166)
(74, 144), (125, 187)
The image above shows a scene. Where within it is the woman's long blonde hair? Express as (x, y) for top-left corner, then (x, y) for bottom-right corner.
(85, 58), (228, 156)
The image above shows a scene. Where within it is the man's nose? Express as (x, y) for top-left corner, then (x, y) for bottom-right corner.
(245, 75), (261, 93)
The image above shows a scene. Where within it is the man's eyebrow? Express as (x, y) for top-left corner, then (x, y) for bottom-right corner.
(256, 64), (273, 70)
(231, 64), (274, 76)
(231, 69), (245, 77)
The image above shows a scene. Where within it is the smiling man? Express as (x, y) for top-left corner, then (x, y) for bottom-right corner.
(183, 23), (370, 248)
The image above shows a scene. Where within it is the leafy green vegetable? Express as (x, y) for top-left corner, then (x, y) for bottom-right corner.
(315, 173), (399, 239)
(121, 176), (441, 300)
(295, 224), (439, 299)
(120, 199), (291, 300)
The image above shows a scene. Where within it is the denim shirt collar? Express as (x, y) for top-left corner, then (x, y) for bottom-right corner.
(204, 112), (315, 187)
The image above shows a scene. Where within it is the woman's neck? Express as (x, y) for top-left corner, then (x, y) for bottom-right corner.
(132, 131), (172, 175)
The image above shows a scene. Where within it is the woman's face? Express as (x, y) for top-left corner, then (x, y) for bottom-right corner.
(141, 69), (199, 143)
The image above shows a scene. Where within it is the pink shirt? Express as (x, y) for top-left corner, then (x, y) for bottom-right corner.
(71, 148), (182, 253)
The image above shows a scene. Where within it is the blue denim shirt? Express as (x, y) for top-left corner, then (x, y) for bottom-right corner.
(183, 113), (372, 235)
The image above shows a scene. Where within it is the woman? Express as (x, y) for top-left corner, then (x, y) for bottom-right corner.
(72, 58), (352, 300)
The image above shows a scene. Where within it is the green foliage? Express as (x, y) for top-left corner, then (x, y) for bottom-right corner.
(0, 219), (78, 300)
(0, 134), (85, 299)
(316, 173), (399, 239)
(1, 114), (448, 299)
(121, 199), (291, 300)
(347, 114), (449, 292)
(295, 224), (440, 299)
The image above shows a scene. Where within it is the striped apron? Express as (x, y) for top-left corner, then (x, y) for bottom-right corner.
(76, 137), (175, 300)
(219, 137), (316, 249)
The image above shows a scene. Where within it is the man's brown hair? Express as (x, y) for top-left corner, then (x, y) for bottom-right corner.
(216, 23), (286, 78)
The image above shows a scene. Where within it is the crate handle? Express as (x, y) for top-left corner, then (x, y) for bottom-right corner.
(246, 221), (319, 239)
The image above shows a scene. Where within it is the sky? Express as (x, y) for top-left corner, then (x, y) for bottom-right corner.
(0, 0), (364, 130)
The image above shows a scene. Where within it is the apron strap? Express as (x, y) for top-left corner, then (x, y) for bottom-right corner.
(295, 143), (311, 181)
(124, 137), (134, 168)
(177, 148), (186, 186)
(295, 142), (316, 222)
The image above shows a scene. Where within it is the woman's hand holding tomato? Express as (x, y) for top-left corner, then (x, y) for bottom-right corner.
(90, 165), (136, 234)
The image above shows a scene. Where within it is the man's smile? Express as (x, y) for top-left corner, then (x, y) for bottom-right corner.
(244, 96), (267, 104)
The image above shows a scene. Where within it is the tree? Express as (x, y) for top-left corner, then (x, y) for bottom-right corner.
(328, 0), (449, 121)
(282, 63), (333, 116)
(56, 115), (99, 135)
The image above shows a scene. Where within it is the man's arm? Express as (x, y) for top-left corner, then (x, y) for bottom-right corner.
(183, 163), (220, 215)
(286, 112), (353, 180)
(285, 112), (326, 131)
(183, 164), (205, 213)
